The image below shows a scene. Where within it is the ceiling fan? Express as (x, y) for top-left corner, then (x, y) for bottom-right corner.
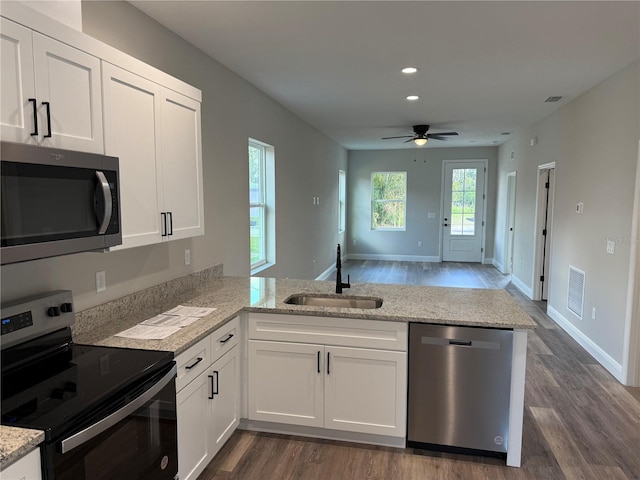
(382, 125), (459, 146)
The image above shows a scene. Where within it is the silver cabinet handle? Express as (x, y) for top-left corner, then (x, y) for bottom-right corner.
(61, 364), (176, 453)
(95, 171), (112, 234)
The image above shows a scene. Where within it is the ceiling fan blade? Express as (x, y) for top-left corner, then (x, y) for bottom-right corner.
(381, 135), (414, 140)
(426, 135), (450, 141)
(429, 131), (458, 136)
(403, 138), (414, 143)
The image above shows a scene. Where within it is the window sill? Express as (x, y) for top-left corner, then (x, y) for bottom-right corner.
(251, 262), (275, 276)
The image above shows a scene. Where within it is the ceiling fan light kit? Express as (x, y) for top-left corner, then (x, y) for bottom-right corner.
(381, 124), (459, 146)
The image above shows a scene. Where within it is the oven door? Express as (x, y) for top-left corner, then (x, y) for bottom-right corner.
(43, 364), (178, 480)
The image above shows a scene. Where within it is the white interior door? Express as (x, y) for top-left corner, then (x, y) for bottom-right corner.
(442, 161), (486, 262)
(505, 172), (517, 274)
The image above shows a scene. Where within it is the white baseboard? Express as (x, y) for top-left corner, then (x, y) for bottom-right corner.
(315, 263), (335, 280)
(483, 257), (494, 265)
(510, 274), (533, 299)
(492, 259), (505, 273)
(546, 305), (623, 382)
(346, 253), (441, 262)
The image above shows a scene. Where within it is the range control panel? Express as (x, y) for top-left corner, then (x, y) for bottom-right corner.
(1, 290), (74, 349)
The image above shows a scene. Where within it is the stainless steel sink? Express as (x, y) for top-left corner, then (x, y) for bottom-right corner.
(284, 294), (383, 309)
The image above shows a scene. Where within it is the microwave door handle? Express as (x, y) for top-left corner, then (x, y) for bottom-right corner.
(60, 364), (177, 454)
(95, 171), (112, 234)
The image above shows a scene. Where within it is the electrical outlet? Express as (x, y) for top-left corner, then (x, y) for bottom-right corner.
(606, 240), (615, 255)
(353, 239), (357, 246)
(592, 307), (596, 320)
(96, 271), (106, 293)
(418, 241), (423, 247)
(184, 249), (191, 265)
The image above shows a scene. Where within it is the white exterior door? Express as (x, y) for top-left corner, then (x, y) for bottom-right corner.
(32, 33), (103, 153)
(248, 340), (324, 427)
(102, 63), (164, 249)
(324, 346), (407, 437)
(0, 18), (36, 144)
(442, 160), (486, 262)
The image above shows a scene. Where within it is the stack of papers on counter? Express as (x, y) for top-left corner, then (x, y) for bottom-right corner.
(115, 305), (217, 340)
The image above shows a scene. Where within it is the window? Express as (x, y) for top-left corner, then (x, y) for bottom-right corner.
(371, 172), (406, 230)
(450, 168), (477, 235)
(249, 139), (275, 271)
(338, 170), (346, 232)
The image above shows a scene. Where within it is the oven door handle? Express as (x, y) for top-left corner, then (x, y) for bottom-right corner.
(61, 364), (176, 454)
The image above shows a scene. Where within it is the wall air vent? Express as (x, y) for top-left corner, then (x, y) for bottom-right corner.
(500, 132), (511, 136)
(545, 96), (563, 103)
(567, 266), (585, 319)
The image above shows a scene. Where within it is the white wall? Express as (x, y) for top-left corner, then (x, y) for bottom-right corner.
(0, 1), (347, 311)
(495, 61), (640, 378)
(348, 147), (498, 261)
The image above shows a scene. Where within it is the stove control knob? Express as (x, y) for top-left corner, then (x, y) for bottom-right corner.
(47, 306), (61, 317)
(60, 303), (73, 313)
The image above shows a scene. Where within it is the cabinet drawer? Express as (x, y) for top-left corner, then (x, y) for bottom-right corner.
(248, 313), (407, 351)
(211, 317), (239, 362)
(176, 336), (211, 392)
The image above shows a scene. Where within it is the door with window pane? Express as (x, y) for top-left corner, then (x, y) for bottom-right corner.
(442, 161), (486, 262)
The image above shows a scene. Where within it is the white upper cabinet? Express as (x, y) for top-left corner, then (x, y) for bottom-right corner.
(102, 63), (165, 249)
(159, 90), (204, 241)
(103, 64), (204, 248)
(1, 18), (103, 153)
(1, 18), (36, 143)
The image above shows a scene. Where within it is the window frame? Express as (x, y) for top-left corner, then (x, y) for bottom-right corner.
(370, 171), (407, 231)
(338, 169), (346, 233)
(249, 140), (271, 270)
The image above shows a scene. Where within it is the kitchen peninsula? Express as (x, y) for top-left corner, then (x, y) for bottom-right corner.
(1, 270), (535, 475)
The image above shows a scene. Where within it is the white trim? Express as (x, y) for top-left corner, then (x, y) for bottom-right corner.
(533, 162), (556, 300)
(510, 274), (533, 299)
(483, 257), (494, 265)
(315, 262), (336, 281)
(622, 140), (640, 386)
(440, 159), (488, 263)
(346, 253), (440, 263)
(504, 171), (517, 275)
(492, 258), (505, 272)
(506, 329), (528, 468)
(547, 305), (624, 382)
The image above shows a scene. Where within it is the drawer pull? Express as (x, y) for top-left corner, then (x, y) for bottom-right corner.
(219, 333), (234, 344)
(185, 357), (203, 370)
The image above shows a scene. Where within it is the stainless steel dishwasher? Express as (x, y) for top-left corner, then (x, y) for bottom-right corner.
(407, 323), (513, 456)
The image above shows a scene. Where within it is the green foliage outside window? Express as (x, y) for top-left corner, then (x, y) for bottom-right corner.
(371, 172), (407, 230)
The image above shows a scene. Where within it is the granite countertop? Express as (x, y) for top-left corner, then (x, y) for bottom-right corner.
(3, 275), (536, 467)
(0, 426), (44, 470)
(74, 276), (536, 355)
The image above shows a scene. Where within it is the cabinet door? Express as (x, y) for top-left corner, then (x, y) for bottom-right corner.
(32, 33), (103, 153)
(159, 90), (204, 240)
(1, 447), (42, 480)
(177, 370), (213, 480)
(210, 346), (240, 456)
(102, 63), (164, 249)
(324, 346), (407, 437)
(248, 340), (324, 427)
(1, 18), (37, 144)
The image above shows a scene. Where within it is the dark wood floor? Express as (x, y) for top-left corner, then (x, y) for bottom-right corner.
(198, 261), (640, 480)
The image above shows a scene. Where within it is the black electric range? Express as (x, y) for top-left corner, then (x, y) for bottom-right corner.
(1, 291), (178, 480)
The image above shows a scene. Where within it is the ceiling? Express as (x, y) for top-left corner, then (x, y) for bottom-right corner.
(130, 1), (640, 150)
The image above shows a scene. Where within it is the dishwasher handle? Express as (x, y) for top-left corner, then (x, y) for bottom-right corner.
(421, 336), (500, 350)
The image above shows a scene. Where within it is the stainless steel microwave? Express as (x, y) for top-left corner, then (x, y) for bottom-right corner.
(1, 141), (121, 265)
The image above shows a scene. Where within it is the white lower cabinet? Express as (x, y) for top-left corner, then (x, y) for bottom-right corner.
(247, 314), (407, 439)
(176, 318), (240, 480)
(1, 448), (42, 480)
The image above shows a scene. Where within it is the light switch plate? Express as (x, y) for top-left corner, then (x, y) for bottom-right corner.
(606, 240), (615, 255)
(96, 271), (106, 293)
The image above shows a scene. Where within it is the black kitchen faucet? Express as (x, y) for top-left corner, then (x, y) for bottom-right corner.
(335, 244), (351, 293)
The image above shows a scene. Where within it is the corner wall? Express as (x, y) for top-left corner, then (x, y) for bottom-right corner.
(0, 1), (347, 311)
(495, 61), (640, 378)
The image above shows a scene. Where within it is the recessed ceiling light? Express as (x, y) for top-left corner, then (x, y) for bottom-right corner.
(401, 67), (418, 74)
(406, 95), (420, 101)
